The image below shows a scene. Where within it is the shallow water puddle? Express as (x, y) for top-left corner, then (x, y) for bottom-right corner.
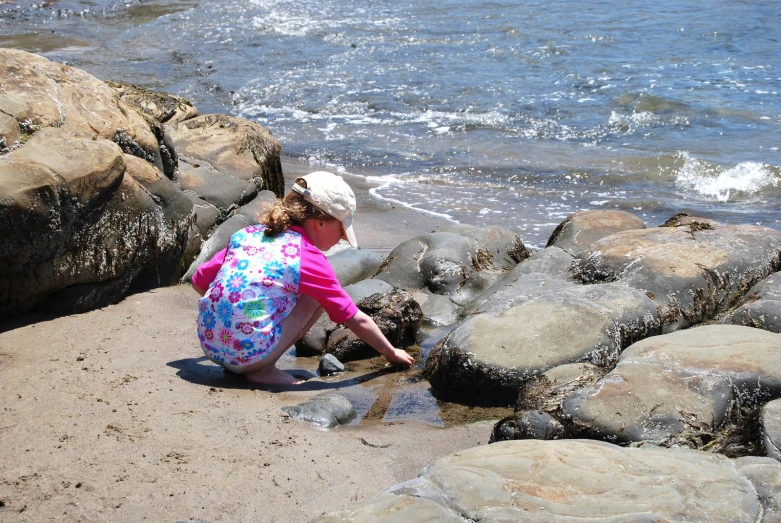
(278, 325), (512, 428)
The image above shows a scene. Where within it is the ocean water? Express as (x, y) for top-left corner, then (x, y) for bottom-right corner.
(2, 0), (780, 248)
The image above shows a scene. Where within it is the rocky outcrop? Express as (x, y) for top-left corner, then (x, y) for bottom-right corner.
(425, 275), (660, 405)
(313, 439), (781, 522)
(0, 49), (285, 317)
(374, 224), (529, 308)
(574, 219), (781, 329)
(423, 211), (781, 408)
(491, 325), (781, 459)
(167, 114), (284, 196)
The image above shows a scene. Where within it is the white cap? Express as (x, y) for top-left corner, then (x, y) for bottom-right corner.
(291, 171), (358, 248)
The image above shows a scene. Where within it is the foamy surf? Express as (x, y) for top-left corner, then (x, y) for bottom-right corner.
(675, 153), (779, 202)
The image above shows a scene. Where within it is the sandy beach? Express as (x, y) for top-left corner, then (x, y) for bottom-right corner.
(0, 159), (502, 522)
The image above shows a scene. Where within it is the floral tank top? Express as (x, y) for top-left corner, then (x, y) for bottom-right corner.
(196, 225), (302, 372)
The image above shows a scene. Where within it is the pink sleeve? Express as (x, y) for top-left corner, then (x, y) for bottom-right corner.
(192, 247), (227, 290)
(299, 244), (358, 323)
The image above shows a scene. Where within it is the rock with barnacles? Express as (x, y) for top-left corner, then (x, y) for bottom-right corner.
(314, 439), (780, 522)
(573, 216), (781, 330)
(763, 399), (781, 462)
(725, 274), (781, 333)
(559, 325), (781, 454)
(325, 289), (422, 362)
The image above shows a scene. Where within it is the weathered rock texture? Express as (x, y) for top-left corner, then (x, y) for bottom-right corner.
(324, 289), (422, 361)
(554, 325), (781, 455)
(313, 439), (780, 522)
(546, 209), (646, 256)
(374, 225), (529, 308)
(763, 399), (781, 462)
(107, 81), (198, 125)
(574, 219), (781, 330)
(725, 274), (781, 333)
(167, 114), (284, 197)
(425, 274), (660, 405)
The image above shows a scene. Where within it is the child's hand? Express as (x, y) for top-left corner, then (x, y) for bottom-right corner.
(384, 348), (414, 367)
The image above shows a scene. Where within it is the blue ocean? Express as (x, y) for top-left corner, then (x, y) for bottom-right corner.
(2, 0), (779, 247)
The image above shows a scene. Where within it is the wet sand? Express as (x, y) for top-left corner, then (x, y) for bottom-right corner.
(0, 159), (505, 522)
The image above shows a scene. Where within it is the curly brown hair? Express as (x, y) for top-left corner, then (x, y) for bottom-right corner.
(259, 179), (336, 236)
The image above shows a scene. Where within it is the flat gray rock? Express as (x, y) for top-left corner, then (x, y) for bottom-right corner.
(763, 399), (781, 462)
(282, 393), (356, 429)
(314, 439), (777, 522)
(562, 325), (781, 451)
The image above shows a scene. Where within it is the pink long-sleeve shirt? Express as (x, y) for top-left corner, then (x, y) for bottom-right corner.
(192, 225), (358, 323)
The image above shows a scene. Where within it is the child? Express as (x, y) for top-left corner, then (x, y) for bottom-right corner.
(191, 171), (415, 386)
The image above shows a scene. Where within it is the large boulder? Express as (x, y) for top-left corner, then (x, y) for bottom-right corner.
(166, 114), (284, 197)
(574, 218), (781, 330)
(547, 209), (646, 256)
(425, 273), (660, 405)
(0, 129), (192, 315)
(313, 439), (779, 522)
(560, 325), (781, 454)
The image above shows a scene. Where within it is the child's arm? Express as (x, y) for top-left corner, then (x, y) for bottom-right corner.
(191, 247), (228, 295)
(345, 310), (414, 367)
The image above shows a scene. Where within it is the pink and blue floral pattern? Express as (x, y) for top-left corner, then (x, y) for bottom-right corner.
(196, 226), (302, 373)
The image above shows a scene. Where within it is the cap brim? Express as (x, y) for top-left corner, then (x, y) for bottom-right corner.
(342, 223), (358, 248)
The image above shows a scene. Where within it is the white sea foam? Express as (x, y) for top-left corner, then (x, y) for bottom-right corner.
(675, 153), (779, 201)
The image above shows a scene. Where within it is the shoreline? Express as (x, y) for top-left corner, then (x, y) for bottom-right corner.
(280, 155), (455, 252)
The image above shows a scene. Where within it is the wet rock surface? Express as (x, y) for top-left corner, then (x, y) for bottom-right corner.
(314, 439), (779, 522)
(319, 354), (345, 376)
(282, 393), (356, 429)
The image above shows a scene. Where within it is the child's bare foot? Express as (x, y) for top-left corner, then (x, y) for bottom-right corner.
(244, 365), (306, 387)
